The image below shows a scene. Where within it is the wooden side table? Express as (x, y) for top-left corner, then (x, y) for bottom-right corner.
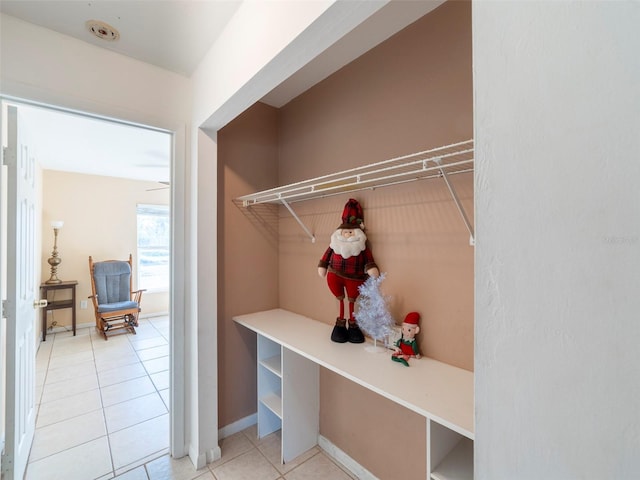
(40, 280), (78, 341)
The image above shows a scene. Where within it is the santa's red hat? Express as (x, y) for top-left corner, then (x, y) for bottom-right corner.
(403, 312), (420, 325)
(338, 198), (364, 230)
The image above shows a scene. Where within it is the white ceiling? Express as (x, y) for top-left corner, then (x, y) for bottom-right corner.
(15, 103), (172, 184)
(1, 0), (243, 183)
(0, 0), (242, 77)
(1, 0), (443, 182)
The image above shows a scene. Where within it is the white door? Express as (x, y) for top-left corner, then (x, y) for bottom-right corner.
(2, 104), (38, 480)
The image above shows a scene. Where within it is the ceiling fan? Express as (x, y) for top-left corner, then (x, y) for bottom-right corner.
(146, 181), (170, 191)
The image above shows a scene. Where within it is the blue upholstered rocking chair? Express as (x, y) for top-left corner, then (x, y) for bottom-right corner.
(89, 254), (145, 340)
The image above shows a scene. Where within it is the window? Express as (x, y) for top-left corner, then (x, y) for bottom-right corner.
(137, 204), (170, 291)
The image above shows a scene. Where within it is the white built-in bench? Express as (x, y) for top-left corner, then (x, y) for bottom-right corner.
(234, 308), (473, 480)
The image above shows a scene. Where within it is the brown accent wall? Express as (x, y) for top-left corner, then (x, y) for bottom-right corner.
(217, 102), (280, 426)
(218, 1), (472, 478)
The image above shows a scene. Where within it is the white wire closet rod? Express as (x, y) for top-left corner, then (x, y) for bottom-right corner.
(235, 139), (474, 244)
(236, 139), (473, 206)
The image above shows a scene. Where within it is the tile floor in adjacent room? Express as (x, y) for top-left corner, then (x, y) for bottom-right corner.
(26, 316), (357, 480)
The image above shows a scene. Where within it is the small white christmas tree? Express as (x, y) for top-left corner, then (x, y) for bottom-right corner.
(355, 273), (395, 352)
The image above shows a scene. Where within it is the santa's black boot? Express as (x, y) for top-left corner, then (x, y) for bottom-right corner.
(347, 321), (365, 343)
(331, 318), (348, 343)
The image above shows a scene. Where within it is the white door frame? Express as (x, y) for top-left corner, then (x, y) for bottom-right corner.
(0, 95), (186, 465)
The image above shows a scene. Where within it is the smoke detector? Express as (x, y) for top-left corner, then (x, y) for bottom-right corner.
(86, 20), (120, 41)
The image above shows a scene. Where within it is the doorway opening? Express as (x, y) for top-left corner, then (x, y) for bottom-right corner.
(1, 98), (175, 477)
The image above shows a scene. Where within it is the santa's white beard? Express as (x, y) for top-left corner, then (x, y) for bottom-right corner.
(329, 229), (367, 258)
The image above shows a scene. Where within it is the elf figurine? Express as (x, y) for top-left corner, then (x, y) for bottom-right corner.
(318, 198), (379, 343)
(391, 312), (421, 366)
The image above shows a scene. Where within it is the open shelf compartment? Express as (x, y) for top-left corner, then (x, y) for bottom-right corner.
(260, 354), (282, 377)
(257, 336), (283, 438)
(260, 392), (283, 418)
(429, 419), (473, 480)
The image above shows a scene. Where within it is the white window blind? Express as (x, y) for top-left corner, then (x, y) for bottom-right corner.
(137, 204), (169, 291)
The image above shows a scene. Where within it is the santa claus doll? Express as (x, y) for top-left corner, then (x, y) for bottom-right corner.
(318, 198), (379, 343)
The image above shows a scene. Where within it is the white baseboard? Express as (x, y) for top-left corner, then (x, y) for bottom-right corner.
(188, 445), (208, 470)
(206, 446), (222, 464)
(319, 434), (378, 480)
(43, 312), (169, 336)
(218, 413), (257, 439)
(46, 321), (93, 334)
(216, 414), (375, 478)
(140, 312), (170, 319)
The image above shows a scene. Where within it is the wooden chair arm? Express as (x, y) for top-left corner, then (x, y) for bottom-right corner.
(131, 289), (146, 303)
(88, 294), (99, 310)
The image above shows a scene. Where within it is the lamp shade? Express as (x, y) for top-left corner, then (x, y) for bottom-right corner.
(51, 220), (64, 229)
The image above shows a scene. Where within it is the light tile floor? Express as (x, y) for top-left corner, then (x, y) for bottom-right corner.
(26, 316), (357, 480)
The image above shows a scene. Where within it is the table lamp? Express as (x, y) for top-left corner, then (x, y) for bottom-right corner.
(45, 220), (64, 284)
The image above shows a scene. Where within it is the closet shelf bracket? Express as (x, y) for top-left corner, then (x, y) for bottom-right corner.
(436, 158), (475, 246)
(280, 198), (316, 243)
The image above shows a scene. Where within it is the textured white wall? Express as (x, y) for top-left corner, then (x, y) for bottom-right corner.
(0, 14), (190, 129)
(474, 2), (640, 479)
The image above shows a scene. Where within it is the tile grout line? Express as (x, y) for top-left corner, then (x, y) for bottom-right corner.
(92, 329), (118, 480)
(26, 320), (172, 480)
(33, 321), (171, 476)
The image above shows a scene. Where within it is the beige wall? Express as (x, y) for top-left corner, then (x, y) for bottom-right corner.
(218, 103), (280, 426)
(40, 170), (170, 336)
(219, 2), (471, 478)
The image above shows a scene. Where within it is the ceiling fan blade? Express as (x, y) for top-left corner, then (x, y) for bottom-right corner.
(146, 182), (170, 191)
